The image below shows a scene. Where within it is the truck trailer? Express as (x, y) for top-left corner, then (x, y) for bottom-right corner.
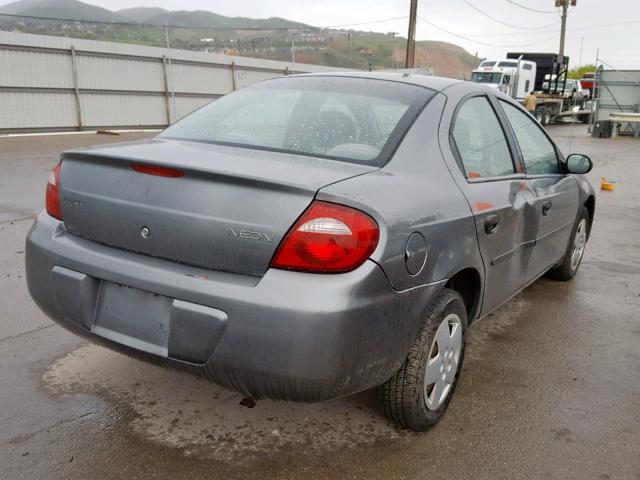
(470, 52), (591, 125)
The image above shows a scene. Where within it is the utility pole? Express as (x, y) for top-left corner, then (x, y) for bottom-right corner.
(405, 0), (418, 68)
(578, 36), (584, 66)
(556, 0), (576, 59)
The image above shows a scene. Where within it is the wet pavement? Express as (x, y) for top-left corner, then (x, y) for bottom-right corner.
(1, 127), (638, 480)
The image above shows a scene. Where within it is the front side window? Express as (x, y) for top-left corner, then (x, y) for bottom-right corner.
(160, 77), (433, 166)
(499, 100), (560, 175)
(452, 97), (514, 178)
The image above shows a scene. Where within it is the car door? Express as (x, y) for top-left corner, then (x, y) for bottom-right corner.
(497, 99), (580, 280)
(449, 94), (538, 316)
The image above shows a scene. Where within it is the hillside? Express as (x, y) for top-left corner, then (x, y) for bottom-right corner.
(0, 0), (479, 78)
(0, 0), (310, 29)
(116, 7), (167, 24)
(249, 36), (479, 79)
(0, 0), (123, 22)
(118, 8), (310, 29)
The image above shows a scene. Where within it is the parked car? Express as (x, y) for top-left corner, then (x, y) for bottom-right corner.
(26, 73), (596, 431)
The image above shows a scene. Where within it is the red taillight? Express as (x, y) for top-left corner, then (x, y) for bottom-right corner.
(45, 161), (63, 220)
(131, 163), (184, 178)
(271, 201), (379, 273)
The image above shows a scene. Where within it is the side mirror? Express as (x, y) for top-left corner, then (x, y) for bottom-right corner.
(566, 154), (593, 174)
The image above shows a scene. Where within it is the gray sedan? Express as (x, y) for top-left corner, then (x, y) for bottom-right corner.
(26, 73), (595, 431)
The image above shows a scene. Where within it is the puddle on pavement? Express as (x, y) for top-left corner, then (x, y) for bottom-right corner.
(42, 345), (405, 461)
(464, 294), (532, 362)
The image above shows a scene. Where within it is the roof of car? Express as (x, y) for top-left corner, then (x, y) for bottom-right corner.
(295, 71), (465, 93)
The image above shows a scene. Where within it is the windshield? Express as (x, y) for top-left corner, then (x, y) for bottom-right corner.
(471, 72), (502, 84)
(159, 76), (434, 166)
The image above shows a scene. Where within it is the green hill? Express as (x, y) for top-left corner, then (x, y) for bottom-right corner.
(0, 0), (124, 22)
(134, 9), (310, 29)
(0, 0), (479, 78)
(116, 7), (168, 24)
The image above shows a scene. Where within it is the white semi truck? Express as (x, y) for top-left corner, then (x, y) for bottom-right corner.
(470, 52), (591, 125)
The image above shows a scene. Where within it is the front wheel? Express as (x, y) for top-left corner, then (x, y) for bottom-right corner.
(547, 206), (589, 281)
(377, 288), (467, 431)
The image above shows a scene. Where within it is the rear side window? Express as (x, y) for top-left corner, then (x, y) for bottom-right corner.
(160, 77), (434, 166)
(499, 100), (560, 175)
(451, 96), (514, 179)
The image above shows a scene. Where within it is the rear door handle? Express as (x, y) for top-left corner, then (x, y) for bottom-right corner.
(542, 200), (552, 216)
(484, 214), (500, 234)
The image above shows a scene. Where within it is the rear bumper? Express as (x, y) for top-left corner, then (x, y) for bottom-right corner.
(26, 212), (443, 402)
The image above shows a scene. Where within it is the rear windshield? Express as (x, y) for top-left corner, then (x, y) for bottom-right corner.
(160, 76), (434, 166)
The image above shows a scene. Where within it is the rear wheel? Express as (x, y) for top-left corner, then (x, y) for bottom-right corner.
(534, 107), (544, 123)
(548, 206), (589, 281)
(377, 288), (467, 431)
(543, 108), (553, 125)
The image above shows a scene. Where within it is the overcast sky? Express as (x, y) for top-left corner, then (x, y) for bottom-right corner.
(2, 0), (638, 68)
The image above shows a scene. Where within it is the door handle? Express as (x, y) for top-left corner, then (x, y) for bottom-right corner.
(484, 214), (500, 234)
(542, 200), (552, 216)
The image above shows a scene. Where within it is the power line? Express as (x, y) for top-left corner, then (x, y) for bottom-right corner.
(462, 17), (640, 37)
(461, 0), (559, 30)
(504, 0), (557, 14)
(0, 12), (408, 31)
(417, 15), (556, 48)
(324, 16), (408, 28)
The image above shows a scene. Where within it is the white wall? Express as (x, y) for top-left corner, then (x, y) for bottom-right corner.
(0, 31), (350, 132)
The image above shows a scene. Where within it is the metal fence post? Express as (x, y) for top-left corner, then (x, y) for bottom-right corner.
(161, 55), (171, 125)
(231, 61), (237, 91)
(69, 46), (83, 130)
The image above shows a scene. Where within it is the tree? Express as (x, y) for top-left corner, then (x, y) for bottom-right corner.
(568, 64), (596, 79)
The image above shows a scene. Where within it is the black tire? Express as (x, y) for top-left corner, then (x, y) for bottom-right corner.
(377, 288), (468, 431)
(534, 107), (544, 124)
(581, 113), (591, 124)
(547, 206), (589, 281)
(543, 108), (552, 126)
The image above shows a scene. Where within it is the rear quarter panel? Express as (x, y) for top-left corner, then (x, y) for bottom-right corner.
(318, 93), (483, 294)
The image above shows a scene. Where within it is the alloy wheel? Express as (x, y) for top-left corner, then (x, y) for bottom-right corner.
(571, 218), (587, 271)
(424, 313), (463, 411)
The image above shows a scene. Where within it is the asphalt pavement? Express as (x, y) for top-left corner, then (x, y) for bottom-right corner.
(1, 126), (638, 480)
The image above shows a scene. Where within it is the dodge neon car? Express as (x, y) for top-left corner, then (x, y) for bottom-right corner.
(26, 73), (595, 431)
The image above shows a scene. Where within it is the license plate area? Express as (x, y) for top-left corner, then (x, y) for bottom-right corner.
(92, 282), (172, 357)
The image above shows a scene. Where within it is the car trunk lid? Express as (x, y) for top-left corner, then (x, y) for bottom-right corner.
(59, 139), (376, 276)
